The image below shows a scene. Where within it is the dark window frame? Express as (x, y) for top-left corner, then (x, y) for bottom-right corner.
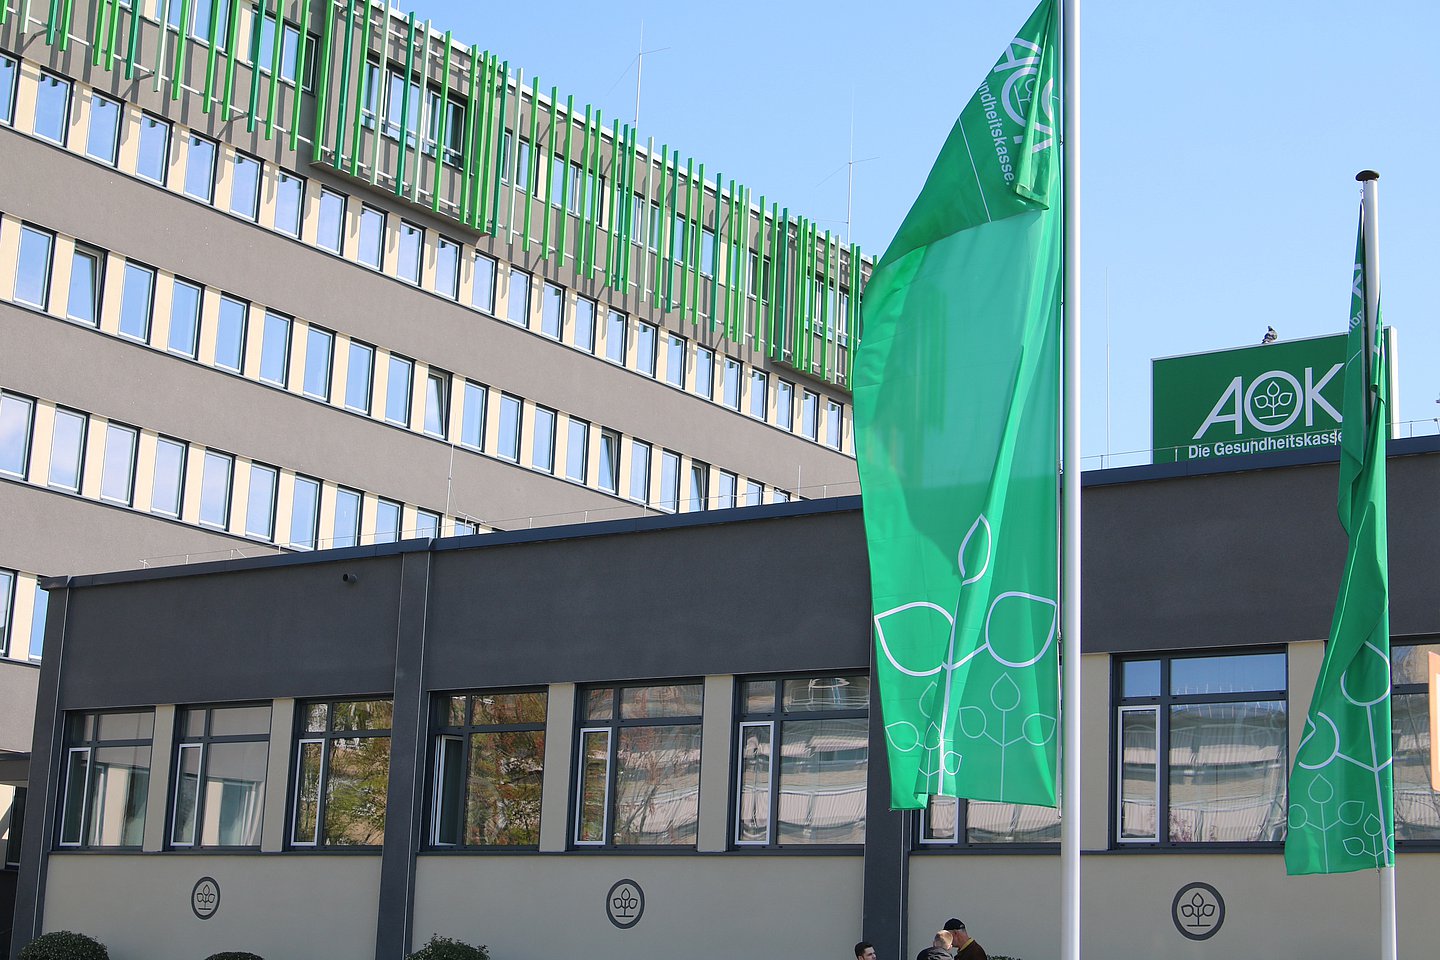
(288, 699), (394, 850)
(168, 703), (272, 850)
(56, 710), (155, 851)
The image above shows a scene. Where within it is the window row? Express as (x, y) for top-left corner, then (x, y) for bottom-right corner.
(0, 51), (856, 445)
(1, 220), (799, 512)
(0, 390), (481, 548)
(0, 568), (49, 663)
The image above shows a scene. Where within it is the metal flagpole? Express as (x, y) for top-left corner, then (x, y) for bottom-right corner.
(1061, 1), (1083, 959)
(1357, 168), (1395, 960)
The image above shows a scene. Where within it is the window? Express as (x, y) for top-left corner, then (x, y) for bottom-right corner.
(48, 408), (86, 493)
(694, 347), (714, 400)
(773, 490), (790, 504)
(259, 311), (291, 386)
(801, 390), (820, 440)
(452, 518), (477, 537)
(460, 382), (486, 450)
(419, 369), (449, 438)
(687, 460), (709, 512)
(671, 215), (687, 262)
(199, 451), (234, 528)
(229, 153), (262, 220)
(397, 221), (423, 284)
(749, 371), (768, 419)
(722, 359), (742, 410)
(67, 245), (103, 327)
(574, 297), (596, 353)
(734, 675), (868, 846)
(701, 228), (716, 278)
(318, 189), (346, 253)
(1113, 652), (1287, 846)
(514, 138), (531, 191)
(532, 406), (556, 474)
(1392, 642), (1440, 841)
(245, 462), (278, 540)
(507, 269), (531, 326)
(383, 70), (420, 143)
(168, 279), (203, 358)
(304, 327), (334, 400)
(431, 691), (547, 848)
(29, 587), (47, 661)
(922, 795), (1061, 847)
(0, 570), (12, 658)
(215, 296), (247, 372)
(14, 225), (53, 309)
(648, 201), (662, 251)
(597, 430), (620, 494)
(386, 355), (413, 426)
(360, 62), (380, 126)
(776, 380), (794, 431)
(636, 322), (658, 378)
(150, 437), (187, 518)
(275, 172), (304, 237)
(436, 98), (464, 166)
(332, 488), (362, 548)
(716, 471), (737, 510)
(435, 238), (460, 299)
(744, 479), (763, 507)
(659, 450), (680, 513)
(358, 206), (385, 269)
(0, 54), (16, 127)
(498, 395), (522, 462)
(292, 700), (393, 847)
(374, 499), (401, 544)
(184, 134), (218, 203)
(85, 93), (121, 166)
(100, 423), (138, 506)
(172, 0), (233, 46)
(628, 441), (651, 504)
(3, 787), (24, 867)
(171, 704), (269, 849)
(33, 72), (71, 144)
(59, 712), (153, 848)
(0, 394), (34, 479)
(826, 401), (844, 449)
(250, 9), (301, 83)
(605, 310), (627, 364)
(540, 283), (564, 340)
(414, 509), (440, 539)
(136, 114), (171, 183)
(665, 335), (686, 388)
(566, 418), (588, 483)
(345, 341), (374, 414)
(472, 254), (497, 313)
(574, 683), (703, 847)
(290, 476), (321, 549)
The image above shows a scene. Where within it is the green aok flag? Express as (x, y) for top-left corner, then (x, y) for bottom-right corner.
(853, 0), (1061, 811)
(1285, 208), (1392, 875)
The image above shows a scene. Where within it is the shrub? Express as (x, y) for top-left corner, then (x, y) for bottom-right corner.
(406, 934), (490, 960)
(204, 954), (265, 960)
(17, 931), (109, 960)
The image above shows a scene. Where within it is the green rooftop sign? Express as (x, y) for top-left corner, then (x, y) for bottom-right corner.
(1153, 334), (1353, 464)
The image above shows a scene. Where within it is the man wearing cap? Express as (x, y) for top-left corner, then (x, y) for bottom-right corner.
(942, 919), (987, 960)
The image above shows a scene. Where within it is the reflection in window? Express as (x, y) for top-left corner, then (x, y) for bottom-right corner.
(659, 450), (680, 513)
(33, 72), (71, 145)
(137, 114), (171, 184)
(47, 408), (87, 493)
(734, 675), (868, 846)
(386, 355), (413, 426)
(629, 441), (651, 504)
(171, 704), (270, 848)
(290, 476), (321, 550)
(507, 269), (530, 326)
(304, 327), (334, 400)
(414, 510), (440, 539)
(346, 341), (374, 414)
(318, 189), (346, 253)
(744, 479), (763, 507)
(498, 395), (521, 462)
(801, 390), (819, 440)
(333, 488), (362, 549)
(230, 153), (262, 220)
(597, 430), (620, 494)
(14, 226), (53, 309)
(460, 382), (486, 450)
(722, 359), (742, 410)
(665, 335), (686, 388)
(0, 393), (35, 479)
(472, 254), (497, 313)
(776, 380), (794, 431)
(100, 423), (138, 506)
(694, 348), (714, 400)
(566, 418), (589, 483)
(687, 460), (708, 512)
(246, 463), (279, 541)
(358, 206), (385, 269)
(85, 93), (121, 166)
(150, 437), (187, 518)
(275, 172), (304, 237)
(259, 312), (291, 386)
(605, 310), (627, 364)
(436, 238), (460, 300)
(826, 401), (844, 449)
(59, 711), (154, 848)
(0, 55), (16, 127)
(532, 407), (556, 474)
(119, 263), (156, 342)
(636, 322), (658, 377)
(716, 471), (737, 510)
(749, 370), (768, 419)
(199, 451), (234, 528)
(431, 691), (547, 848)
(374, 499), (401, 544)
(575, 683), (702, 847)
(1392, 643), (1440, 841)
(425, 371), (449, 438)
(67, 246), (103, 327)
(292, 700), (392, 847)
(574, 298), (596, 353)
(168, 279), (203, 358)
(184, 135), (218, 203)
(541, 283), (564, 339)
(397, 221), (423, 284)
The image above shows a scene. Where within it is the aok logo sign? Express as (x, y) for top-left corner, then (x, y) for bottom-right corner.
(1192, 364), (1343, 440)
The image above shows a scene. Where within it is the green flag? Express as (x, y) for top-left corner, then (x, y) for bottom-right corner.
(1285, 207), (1392, 875)
(853, 0), (1061, 811)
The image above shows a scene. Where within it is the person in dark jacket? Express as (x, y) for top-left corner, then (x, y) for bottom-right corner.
(914, 930), (953, 960)
(855, 943), (877, 960)
(942, 919), (988, 960)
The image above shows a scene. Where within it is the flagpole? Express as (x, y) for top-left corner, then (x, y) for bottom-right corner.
(1357, 167), (1395, 960)
(1061, 0), (1083, 959)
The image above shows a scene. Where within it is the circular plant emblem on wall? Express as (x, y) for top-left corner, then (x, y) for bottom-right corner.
(191, 877), (221, 920)
(1171, 881), (1224, 941)
(605, 878), (644, 929)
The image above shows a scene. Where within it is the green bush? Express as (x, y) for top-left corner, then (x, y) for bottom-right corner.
(406, 934), (490, 960)
(204, 954), (264, 960)
(17, 931), (109, 960)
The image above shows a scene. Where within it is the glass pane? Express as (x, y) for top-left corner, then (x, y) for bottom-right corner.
(576, 730), (609, 842)
(397, 223), (422, 283)
(776, 382), (793, 429)
(1168, 701), (1287, 842)
(346, 343), (373, 412)
(598, 433), (619, 493)
(924, 795), (958, 842)
(201, 740), (268, 846)
(742, 681), (776, 714)
(200, 452), (232, 527)
(425, 373), (447, 437)
(181, 708), (207, 739)
(507, 270), (530, 325)
(259, 313), (290, 386)
(0, 56), (16, 127)
(467, 729), (545, 845)
(637, 323), (657, 376)
(613, 725), (701, 845)
(323, 736), (390, 845)
(292, 741), (322, 843)
(736, 723), (772, 843)
(619, 684), (703, 719)
(359, 208), (384, 268)
(137, 115), (170, 183)
(304, 704), (328, 733)
(628, 442), (650, 503)
(1392, 644), (1440, 687)
(1170, 653), (1286, 696)
(48, 410), (86, 492)
(1122, 660), (1161, 698)
(275, 174), (303, 237)
(666, 336), (685, 387)
(783, 676), (869, 712)
(606, 311), (626, 363)
(433, 736), (463, 845)
(318, 190), (345, 253)
(87, 745), (150, 846)
(541, 283), (563, 339)
(386, 356), (412, 425)
(150, 439), (185, 517)
(498, 396), (521, 461)
(209, 705), (271, 737)
(333, 489), (361, 548)
(168, 280), (202, 357)
(472, 256), (496, 312)
(415, 511), (440, 539)
(439, 697), (467, 727)
(0, 394), (33, 478)
(172, 745), (202, 845)
(184, 136), (217, 202)
(374, 500), (400, 544)
(67, 249), (101, 325)
(290, 477), (320, 549)
(14, 227), (52, 308)
(660, 452), (680, 512)
(566, 419), (588, 482)
(776, 717), (867, 844)
(436, 241), (459, 299)
(694, 349), (713, 398)
(331, 700), (393, 731)
(100, 424), (137, 505)
(966, 802), (1060, 843)
(532, 407), (555, 472)
(574, 298), (596, 352)
(304, 328), (333, 399)
(230, 155), (261, 219)
(723, 359), (741, 408)
(461, 382), (485, 449)
(471, 692), (547, 726)
(33, 74), (69, 143)
(98, 711), (154, 741)
(583, 689), (613, 721)
(1393, 692), (1440, 840)
(60, 750), (90, 844)
(1119, 708), (1159, 840)
(215, 297), (246, 372)
(749, 371), (767, 417)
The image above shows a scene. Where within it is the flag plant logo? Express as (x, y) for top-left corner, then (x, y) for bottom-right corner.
(1151, 334), (1350, 463)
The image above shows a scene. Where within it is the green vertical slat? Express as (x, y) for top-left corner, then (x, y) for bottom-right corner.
(202, 0), (223, 111)
(541, 85), (556, 259)
(558, 94), (574, 265)
(288, 0), (314, 151)
(220, 0), (242, 112)
(170, 0), (192, 99)
(263, 0), (285, 137)
(779, 210), (791, 361)
(801, 220), (813, 371)
(796, 218), (808, 369)
(848, 244), (861, 383)
(91, 0), (109, 65)
(123, 0), (143, 78)
(311, 0), (338, 161)
(678, 159), (693, 320)
(44, 0), (58, 45)
(58, 0), (74, 50)
(393, 12), (416, 195)
(576, 106), (593, 267)
(246, 0), (266, 129)
(153, 0), (171, 93)
(429, 31), (452, 212)
(346, 0), (372, 175)
(105, 0), (124, 70)
(521, 78), (538, 252)
(475, 54), (495, 230)
(490, 60), (509, 235)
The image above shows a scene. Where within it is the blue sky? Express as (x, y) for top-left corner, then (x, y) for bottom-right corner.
(412, 0), (1439, 463)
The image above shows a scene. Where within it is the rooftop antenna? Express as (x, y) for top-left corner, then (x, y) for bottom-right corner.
(632, 22), (670, 128)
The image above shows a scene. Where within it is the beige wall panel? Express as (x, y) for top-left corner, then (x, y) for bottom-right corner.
(142, 704), (177, 852)
(412, 854), (863, 960)
(538, 681), (575, 853)
(1080, 652), (1110, 849)
(43, 853), (381, 960)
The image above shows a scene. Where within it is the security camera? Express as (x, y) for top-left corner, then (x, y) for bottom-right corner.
(341, 572), (359, 584)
